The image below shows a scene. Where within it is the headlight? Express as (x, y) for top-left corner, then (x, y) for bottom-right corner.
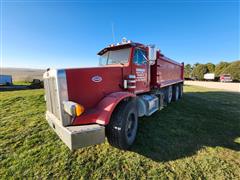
(63, 101), (84, 117)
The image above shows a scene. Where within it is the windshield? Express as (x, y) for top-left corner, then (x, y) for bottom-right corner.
(99, 48), (131, 65)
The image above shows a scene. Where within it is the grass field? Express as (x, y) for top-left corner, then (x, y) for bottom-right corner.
(13, 81), (31, 86)
(0, 86), (239, 179)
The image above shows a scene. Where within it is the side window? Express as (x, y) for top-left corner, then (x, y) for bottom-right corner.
(133, 49), (147, 65)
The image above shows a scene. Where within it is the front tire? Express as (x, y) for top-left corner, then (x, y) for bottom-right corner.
(106, 99), (138, 150)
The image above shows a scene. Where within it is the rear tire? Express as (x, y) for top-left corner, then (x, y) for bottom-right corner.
(164, 86), (173, 104)
(106, 99), (138, 150)
(179, 83), (183, 99)
(172, 85), (179, 101)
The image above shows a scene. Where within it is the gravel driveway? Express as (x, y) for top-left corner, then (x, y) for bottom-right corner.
(184, 81), (240, 92)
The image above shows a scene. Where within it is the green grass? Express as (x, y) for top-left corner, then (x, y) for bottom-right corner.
(0, 86), (239, 179)
(13, 81), (31, 86)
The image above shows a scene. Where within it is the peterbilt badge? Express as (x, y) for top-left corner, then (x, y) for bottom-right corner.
(91, 75), (103, 82)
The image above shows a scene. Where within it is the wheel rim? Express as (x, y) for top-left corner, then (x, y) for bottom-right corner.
(176, 86), (179, 99)
(168, 86), (172, 102)
(126, 113), (136, 138)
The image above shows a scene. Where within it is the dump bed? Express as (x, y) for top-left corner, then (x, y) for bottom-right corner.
(151, 52), (184, 88)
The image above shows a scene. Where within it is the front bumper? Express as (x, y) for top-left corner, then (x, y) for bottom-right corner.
(46, 111), (105, 150)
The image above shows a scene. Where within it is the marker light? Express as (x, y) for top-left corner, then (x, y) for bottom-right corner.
(63, 101), (84, 117)
(75, 104), (84, 116)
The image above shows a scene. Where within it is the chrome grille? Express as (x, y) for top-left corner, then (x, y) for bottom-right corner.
(44, 77), (61, 120)
(43, 69), (70, 126)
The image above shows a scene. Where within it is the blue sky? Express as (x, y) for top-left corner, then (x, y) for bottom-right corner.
(1, 0), (239, 69)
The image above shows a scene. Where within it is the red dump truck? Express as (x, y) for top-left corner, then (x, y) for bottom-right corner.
(43, 39), (184, 150)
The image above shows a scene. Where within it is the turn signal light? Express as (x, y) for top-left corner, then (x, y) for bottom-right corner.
(75, 104), (84, 116)
(63, 101), (85, 117)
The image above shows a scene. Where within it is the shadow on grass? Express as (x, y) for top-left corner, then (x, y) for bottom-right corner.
(131, 90), (240, 162)
(0, 85), (29, 91)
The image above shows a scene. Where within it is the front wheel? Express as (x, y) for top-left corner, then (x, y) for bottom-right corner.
(106, 99), (138, 150)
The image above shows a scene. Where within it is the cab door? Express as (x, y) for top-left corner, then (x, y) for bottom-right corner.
(132, 48), (150, 93)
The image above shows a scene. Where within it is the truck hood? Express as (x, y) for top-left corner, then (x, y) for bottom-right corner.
(65, 67), (124, 109)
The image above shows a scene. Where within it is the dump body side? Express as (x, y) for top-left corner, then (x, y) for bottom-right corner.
(151, 52), (184, 88)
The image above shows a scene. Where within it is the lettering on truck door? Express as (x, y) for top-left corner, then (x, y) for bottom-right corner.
(132, 48), (150, 93)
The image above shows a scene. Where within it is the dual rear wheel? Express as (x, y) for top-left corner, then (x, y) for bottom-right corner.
(165, 83), (183, 104)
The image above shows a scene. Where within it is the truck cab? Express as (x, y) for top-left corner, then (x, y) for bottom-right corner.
(43, 39), (184, 150)
(98, 41), (153, 94)
(220, 74), (232, 82)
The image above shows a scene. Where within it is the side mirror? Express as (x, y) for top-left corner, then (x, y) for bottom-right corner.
(148, 45), (157, 63)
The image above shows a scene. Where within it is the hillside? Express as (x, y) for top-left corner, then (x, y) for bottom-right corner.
(1, 68), (45, 82)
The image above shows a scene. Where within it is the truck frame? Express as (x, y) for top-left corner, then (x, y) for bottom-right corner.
(43, 39), (184, 150)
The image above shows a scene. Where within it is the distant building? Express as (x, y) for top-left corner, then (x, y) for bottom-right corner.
(204, 73), (215, 81)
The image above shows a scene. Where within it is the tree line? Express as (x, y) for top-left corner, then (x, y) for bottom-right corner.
(184, 61), (240, 81)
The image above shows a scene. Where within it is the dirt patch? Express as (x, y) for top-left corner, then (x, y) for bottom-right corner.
(185, 81), (240, 92)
